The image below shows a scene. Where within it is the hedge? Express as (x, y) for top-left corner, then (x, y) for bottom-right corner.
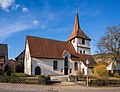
(0, 75), (50, 85)
(89, 79), (120, 86)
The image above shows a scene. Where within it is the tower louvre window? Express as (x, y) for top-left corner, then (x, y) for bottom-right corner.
(82, 38), (85, 44)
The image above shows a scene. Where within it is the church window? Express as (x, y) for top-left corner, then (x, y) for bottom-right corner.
(80, 50), (82, 54)
(82, 38), (85, 44)
(53, 61), (58, 70)
(83, 51), (85, 54)
(74, 62), (78, 70)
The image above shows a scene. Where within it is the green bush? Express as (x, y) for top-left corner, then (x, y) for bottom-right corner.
(38, 75), (47, 84)
(114, 72), (120, 78)
(89, 80), (105, 86)
(90, 79), (120, 86)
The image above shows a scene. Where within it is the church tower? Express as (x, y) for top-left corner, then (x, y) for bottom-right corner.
(67, 7), (91, 55)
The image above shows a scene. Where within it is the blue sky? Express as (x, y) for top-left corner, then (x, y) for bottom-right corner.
(0, 0), (120, 59)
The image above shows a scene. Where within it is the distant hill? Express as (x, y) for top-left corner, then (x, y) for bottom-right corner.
(92, 53), (115, 63)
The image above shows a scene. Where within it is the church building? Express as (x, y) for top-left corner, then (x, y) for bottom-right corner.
(24, 9), (96, 76)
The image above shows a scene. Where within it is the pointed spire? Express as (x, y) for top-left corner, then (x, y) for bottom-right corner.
(76, 5), (78, 14)
(67, 6), (91, 41)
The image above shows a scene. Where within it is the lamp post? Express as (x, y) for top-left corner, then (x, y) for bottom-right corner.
(86, 59), (89, 86)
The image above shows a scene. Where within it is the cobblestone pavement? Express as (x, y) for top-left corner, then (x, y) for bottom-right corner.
(0, 83), (120, 92)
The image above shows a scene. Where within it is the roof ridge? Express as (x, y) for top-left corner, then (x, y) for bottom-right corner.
(26, 35), (69, 43)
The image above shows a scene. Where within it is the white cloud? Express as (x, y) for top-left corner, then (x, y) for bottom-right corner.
(0, 17), (35, 40)
(15, 4), (19, 10)
(0, 0), (14, 11)
(22, 7), (29, 13)
(33, 20), (39, 26)
(0, 23), (32, 37)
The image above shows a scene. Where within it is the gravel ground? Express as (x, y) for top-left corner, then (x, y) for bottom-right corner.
(0, 83), (120, 92)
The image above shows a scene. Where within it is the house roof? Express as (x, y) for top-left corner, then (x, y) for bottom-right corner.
(71, 53), (97, 67)
(26, 35), (96, 67)
(15, 50), (25, 61)
(27, 35), (76, 59)
(0, 44), (8, 56)
(67, 9), (90, 41)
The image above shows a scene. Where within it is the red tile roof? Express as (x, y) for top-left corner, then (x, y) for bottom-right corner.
(26, 35), (96, 67)
(67, 11), (90, 41)
(71, 53), (97, 67)
(27, 36), (76, 59)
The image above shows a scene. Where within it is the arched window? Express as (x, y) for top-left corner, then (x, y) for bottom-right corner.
(83, 51), (85, 54)
(74, 62), (78, 70)
(53, 61), (58, 70)
(80, 50), (82, 54)
(35, 66), (41, 75)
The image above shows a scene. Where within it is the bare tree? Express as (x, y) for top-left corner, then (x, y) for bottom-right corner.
(96, 26), (120, 74)
(97, 26), (120, 60)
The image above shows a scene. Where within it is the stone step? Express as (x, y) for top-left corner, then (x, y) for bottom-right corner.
(51, 76), (68, 82)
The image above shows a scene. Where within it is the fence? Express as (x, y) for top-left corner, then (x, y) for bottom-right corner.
(0, 76), (50, 85)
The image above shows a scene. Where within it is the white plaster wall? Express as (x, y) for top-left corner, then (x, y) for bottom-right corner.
(77, 47), (91, 54)
(32, 58), (64, 75)
(31, 58), (76, 75)
(24, 40), (32, 75)
(71, 38), (91, 54)
(75, 62), (93, 75)
(71, 38), (78, 52)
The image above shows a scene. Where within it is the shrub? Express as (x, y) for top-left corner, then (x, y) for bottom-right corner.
(114, 72), (120, 78)
(93, 64), (109, 79)
(90, 79), (120, 86)
(38, 75), (47, 84)
(16, 64), (24, 73)
(90, 80), (105, 86)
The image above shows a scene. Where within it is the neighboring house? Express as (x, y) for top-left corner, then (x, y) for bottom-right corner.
(0, 44), (8, 73)
(15, 50), (24, 64)
(24, 9), (96, 76)
(107, 60), (120, 74)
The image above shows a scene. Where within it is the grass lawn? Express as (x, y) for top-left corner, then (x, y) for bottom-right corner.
(14, 73), (39, 77)
(15, 73), (28, 77)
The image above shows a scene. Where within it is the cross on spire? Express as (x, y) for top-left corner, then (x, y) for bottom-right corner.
(76, 5), (78, 14)
(67, 6), (91, 42)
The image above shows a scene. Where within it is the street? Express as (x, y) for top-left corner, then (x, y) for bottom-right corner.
(0, 83), (120, 92)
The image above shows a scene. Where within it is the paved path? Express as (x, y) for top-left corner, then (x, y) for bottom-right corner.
(0, 83), (120, 92)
